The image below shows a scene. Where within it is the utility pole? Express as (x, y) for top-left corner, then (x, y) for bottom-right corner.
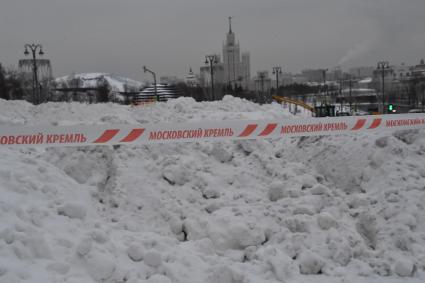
(24, 43), (44, 104)
(377, 61), (390, 114)
(143, 66), (158, 101)
(272, 66), (282, 96)
(205, 55), (218, 101)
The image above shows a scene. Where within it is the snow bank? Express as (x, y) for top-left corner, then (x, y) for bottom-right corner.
(0, 96), (425, 283)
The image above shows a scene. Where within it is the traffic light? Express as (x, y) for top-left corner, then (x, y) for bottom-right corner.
(388, 104), (396, 113)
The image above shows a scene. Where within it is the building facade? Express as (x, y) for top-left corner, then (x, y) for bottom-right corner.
(349, 67), (375, 79)
(184, 68), (199, 87)
(241, 52), (251, 89)
(222, 17), (251, 89)
(371, 60), (425, 111)
(301, 69), (325, 83)
(200, 54), (225, 87)
(199, 17), (251, 97)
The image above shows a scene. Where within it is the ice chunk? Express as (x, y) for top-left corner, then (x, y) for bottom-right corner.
(203, 188), (220, 199)
(46, 262), (70, 275)
(310, 184), (330, 195)
(76, 238), (92, 256)
(317, 212), (338, 230)
(58, 203), (87, 220)
(147, 274), (172, 283)
(0, 266), (7, 277)
(375, 136), (388, 148)
(268, 183), (285, 201)
(144, 251), (162, 268)
(211, 143), (233, 163)
(208, 265), (243, 283)
(28, 235), (52, 259)
(127, 244), (144, 262)
(85, 252), (116, 281)
(394, 259), (414, 277)
(298, 250), (325, 275)
(356, 213), (377, 248)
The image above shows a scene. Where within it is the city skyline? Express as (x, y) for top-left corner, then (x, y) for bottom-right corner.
(1, 0), (425, 81)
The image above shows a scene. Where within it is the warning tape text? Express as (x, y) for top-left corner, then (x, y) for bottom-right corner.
(386, 118), (425, 127)
(0, 133), (87, 145)
(149, 128), (234, 141)
(281, 122), (348, 134)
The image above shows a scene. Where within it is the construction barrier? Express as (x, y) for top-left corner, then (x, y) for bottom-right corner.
(1, 114), (425, 147)
(273, 96), (315, 112)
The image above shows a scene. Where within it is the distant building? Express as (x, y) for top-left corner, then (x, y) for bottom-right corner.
(222, 17), (251, 88)
(301, 69), (325, 83)
(392, 63), (411, 82)
(135, 84), (182, 105)
(200, 17), (251, 91)
(371, 61), (425, 111)
(253, 71), (272, 92)
(327, 67), (343, 82)
(357, 77), (374, 89)
(241, 52), (251, 89)
(184, 68), (199, 87)
(411, 59), (425, 78)
(396, 59), (425, 110)
(200, 54), (225, 87)
(19, 58), (53, 82)
(292, 75), (308, 84)
(372, 65), (394, 91)
(348, 67), (375, 79)
(160, 76), (181, 85)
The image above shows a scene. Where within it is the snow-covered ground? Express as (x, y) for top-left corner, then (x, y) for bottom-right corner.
(0, 96), (424, 283)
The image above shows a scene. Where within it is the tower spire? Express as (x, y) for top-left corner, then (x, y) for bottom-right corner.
(228, 16), (232, 33)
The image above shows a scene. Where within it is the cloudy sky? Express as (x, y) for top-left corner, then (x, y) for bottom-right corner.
(1, 0), (424, 81)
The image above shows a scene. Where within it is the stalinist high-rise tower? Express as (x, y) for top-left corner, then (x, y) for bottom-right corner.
(222, 17), (251, 89)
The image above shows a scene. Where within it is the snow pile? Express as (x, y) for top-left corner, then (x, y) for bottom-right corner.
(0, 96), (425, 283)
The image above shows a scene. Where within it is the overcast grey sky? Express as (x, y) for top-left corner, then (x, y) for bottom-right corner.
(1, 0), (424, 81)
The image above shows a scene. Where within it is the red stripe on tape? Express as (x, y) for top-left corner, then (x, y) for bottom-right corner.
(258, 123), (277, 136)
(120, 128), (145, 142)
(351, 119), (367, 130)
(93, 129), (120, 143)
(238, 124), (258, 137)
(368, 118), (382, 129)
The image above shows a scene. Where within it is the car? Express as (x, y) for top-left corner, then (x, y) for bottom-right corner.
(336, 111), (350, 116)
(408, 109), (424, 113)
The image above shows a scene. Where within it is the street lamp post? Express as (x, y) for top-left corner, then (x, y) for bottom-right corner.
(258, 71), (267, 103)
(24, 43), (44, 104)
(377, 61), (390, 114)
(143, 66), (158, 101)
(322, 68), (328, 105)
(205, 55), (218, 101)
(349, 74), (353, 112)
(422, 89), (425, 113)
(272, 66), (282, 96)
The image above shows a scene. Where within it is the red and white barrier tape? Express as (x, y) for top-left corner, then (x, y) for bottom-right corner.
(1, 114), (425, 147)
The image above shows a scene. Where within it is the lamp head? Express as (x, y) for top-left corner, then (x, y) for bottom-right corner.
(39, 48), (44, 56)
(24, 48), (29, 56)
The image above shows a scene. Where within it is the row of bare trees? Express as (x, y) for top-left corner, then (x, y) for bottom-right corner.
(0, 63), (26, 101)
